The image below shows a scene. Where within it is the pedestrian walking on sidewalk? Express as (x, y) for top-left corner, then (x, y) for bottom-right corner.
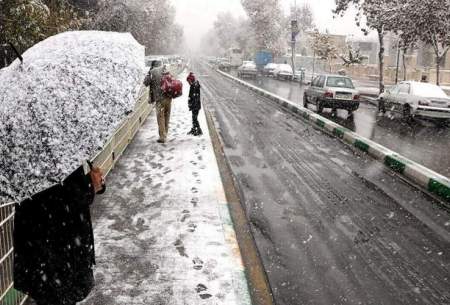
(144, 63), (173, 143)
(14, 163), (106, 305)
(187, 72), (203, 136)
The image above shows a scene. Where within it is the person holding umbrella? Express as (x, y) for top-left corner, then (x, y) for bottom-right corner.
(186, 72), (203, 136)
(14, 163), (105, 305)
(0, 31), (145, 305)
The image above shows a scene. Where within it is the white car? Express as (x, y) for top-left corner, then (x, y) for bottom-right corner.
(378, 81), (450, 120)
(263, 63), (279, 76)
(273, 64), (294, 81)
(304, 74), (360, 114)
(237, 61), (257, 79)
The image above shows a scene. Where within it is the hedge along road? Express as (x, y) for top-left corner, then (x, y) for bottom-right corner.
(228, 70), (450, 179)
(194, 61), (450, 305)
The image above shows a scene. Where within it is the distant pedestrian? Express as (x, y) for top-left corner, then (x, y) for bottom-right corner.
(187, 72), (203, 136)
(144, 62), (173, 143)
(14, 163), (105, 305)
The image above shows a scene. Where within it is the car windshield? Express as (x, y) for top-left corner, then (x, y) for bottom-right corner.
(326, 77), (354, 89)
(412, 83), (448, 98)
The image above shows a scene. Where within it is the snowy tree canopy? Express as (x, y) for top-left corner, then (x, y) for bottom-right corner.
(0, 0), (84, 53)
(241, 0), (285, 55)
(395, 0), (450, 84)
(0, 31), (145, 203)
(310, 31), (338, 72)
(89, 0), (184, 54)
(334, 0), (402, 93)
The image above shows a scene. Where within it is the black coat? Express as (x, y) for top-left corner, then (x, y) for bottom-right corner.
(14, 166), (96, 305)
(188, 80), (201, 111)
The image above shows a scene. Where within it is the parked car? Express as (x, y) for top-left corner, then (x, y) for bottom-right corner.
(218, 59), (232, 72)
(304, 75), (360, 114)
(294, 68), (307, 83)
(273, 64), (294, 81)
(378, 81), (450, 120)
(263, 63), (279, 76)
(237, 61), (257, 79)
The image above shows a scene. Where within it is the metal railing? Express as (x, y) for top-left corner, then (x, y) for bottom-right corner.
(0, 86), (152, 305)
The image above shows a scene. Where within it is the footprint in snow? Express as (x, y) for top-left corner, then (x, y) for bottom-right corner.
(195, 284), (212, 299)
(187, 222), (197, 233)
(174, 238), (188, 257)
(191, 197), (199, 207)
(192, 257), (203, 270)
(180, 210), (191, 222)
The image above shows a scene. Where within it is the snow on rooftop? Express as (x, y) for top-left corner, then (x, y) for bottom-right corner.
(0, 31), (145, 203)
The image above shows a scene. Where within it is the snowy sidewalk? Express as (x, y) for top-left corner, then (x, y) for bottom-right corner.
(79, 75), (252, 305)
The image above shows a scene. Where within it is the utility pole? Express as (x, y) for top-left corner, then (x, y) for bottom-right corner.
(291, 0), (299, 76)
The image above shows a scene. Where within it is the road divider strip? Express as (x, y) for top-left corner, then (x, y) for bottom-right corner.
(216, 69), (450, 204)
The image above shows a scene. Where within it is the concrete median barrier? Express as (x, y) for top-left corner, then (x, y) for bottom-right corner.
(216, 69), (450, 204)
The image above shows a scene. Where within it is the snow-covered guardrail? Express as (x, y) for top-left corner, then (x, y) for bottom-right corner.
(0, 85), (152, 305)
(216, 69), (450, 205)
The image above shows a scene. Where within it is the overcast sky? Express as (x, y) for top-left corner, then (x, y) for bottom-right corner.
(171, 0), (374, 51)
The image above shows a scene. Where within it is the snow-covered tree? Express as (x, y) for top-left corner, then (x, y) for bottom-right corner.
(213, 12), (241, 51)
(334, 0), (401, 93)
(209, 13), (256, 57)
(311, 31), (338, 72)
(88, 0), (184, 54)
(340, 45), (366, 67)
(0, 0), (84, 54)
(397, 0), (450, 85)
(241, 0), (285, 55)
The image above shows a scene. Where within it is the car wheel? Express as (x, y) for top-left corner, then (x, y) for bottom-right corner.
(378, 99), (386, 113)
(303, 94), (309, 108)
(317, 100), (324, 113)
(402, 104), (413, 121)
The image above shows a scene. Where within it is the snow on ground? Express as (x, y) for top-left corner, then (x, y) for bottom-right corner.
(79, 74), (252, 305)
(0, 31), (145, 203)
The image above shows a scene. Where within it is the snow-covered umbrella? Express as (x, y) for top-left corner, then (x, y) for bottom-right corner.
(0, 31), (145, 203)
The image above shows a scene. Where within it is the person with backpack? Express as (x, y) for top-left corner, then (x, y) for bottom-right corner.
(144, 63), (182, 143)
(186, 72), (202, 136)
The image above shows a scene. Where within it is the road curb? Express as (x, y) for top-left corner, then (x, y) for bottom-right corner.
(216, 69), (450, 204)
(202, 87), (275, 305)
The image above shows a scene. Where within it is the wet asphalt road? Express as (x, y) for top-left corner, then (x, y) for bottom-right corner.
(194, 61), (450, 305)
(228, 71), (450, 178)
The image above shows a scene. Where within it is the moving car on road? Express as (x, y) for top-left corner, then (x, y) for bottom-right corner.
(218, 59), (232, 72)
(273, 64), (294, 81)
(304, 75), (360, 115)
(263, 63), (279, 76)
(237, 61), (257, 79)
(378, 81), (450, 120)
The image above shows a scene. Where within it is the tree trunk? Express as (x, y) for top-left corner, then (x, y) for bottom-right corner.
(377, 29), (385, 94)
(402, 48), (407, 81)
(436, 56), (441, 86)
